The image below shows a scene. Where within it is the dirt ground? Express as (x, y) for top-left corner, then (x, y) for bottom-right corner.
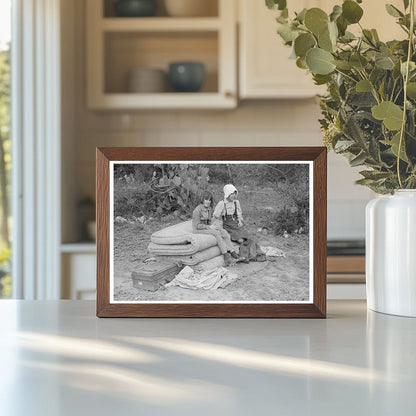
(113, 185), (310, 302)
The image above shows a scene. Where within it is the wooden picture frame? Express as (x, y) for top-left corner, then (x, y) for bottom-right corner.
(96, 147), (327, 318)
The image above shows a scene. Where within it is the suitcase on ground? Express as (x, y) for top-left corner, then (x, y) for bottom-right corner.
(131, 261), (182, 292)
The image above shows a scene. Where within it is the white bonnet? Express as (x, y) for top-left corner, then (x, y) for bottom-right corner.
(223, 184), (238, 199)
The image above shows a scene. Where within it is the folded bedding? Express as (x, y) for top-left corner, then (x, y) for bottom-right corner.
(151, 220), (201, 245)
(148, 234), (217, 256)
(194, 255), (225, 272)
(153, 242), (240, 265)
(153, 245), (221, 265)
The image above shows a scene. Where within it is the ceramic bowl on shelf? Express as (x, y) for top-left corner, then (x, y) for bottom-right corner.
(114, 0), (158, 17)
(128, 68), (167, 93)
(168, 62), (205, 92)
(164, 0), (218, 17)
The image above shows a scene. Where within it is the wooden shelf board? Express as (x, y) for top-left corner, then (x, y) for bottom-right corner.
(61, 243), (96, 253)
(89, 92), (236, 109)
(101, 17), (221, 32)
(327, 255), (365, 274)
(327, 274), (365, 284)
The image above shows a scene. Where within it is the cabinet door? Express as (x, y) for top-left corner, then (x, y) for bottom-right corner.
(239, 0), (404, 99)
(356, 0), (404, 41)
(239, 0), (326, 99)
(62, 253), (96, 300)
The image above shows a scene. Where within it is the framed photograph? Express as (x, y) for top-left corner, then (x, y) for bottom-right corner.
(96, 147), (327, 318)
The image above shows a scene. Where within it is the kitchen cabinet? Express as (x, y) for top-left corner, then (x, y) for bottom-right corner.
(239, 0), (325, 99)
(238, 0), (404, 99)
(86, 0), (237, 109)
(327, 256), (366, 299)
(61, 245), (96, 300)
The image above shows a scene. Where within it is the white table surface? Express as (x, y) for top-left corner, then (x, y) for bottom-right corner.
(0, 300), (415, 416)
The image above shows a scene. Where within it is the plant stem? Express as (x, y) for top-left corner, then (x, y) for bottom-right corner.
(334, 68), (358, 84)
(358, 69), (381, 104)
(397, 0), (415, 188)
(390, 79), (398, 102)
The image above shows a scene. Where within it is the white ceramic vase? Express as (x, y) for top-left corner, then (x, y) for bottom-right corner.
(366, 190), (416, 317)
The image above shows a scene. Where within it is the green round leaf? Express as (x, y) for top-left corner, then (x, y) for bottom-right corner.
(294, 33), (316, 57)
(277, 23), (299, 43)
(371, 101), (404, 131)
(350, 54), (368, 70)
(342, 0), (364, 24)
(330, 5), (342, 22)
(296, 57), (308, 69)
(375, 55), (395, 70)
(356, 79), (372, 92)
(407, 82), (416, 99)
(317, 22), (338, 52)
(306, 48), (335, 75)
(385, 4), (404, 18)
(339, 31), (356, 43)
(318, 28), (332, 52)
(336, 15), (348, 36)
(371, 29), (380, 42)
(333, 60), (352, 70)
(328, 21), (338, 43)
(313, 74), (332, 85)
(266, 0), (287, 11)
(388, 132), (408, 162)
(304, 8), (329, 35)
(296, 8), (307, 23)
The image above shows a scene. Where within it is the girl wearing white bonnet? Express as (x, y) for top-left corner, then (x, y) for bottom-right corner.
(213, 184), (265, 262)
(213, 184), (247, 243)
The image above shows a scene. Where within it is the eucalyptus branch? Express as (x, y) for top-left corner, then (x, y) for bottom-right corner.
(359, 22), (378, 49)
(358, 69), (381, 104)
(390, 79), (398, 101)
(397, 0), (415, 188)
(267, 0), (416, 192)
(398, 23), (410, 35)
(334, 68), (358, 84)
(393, 85), (404, 103)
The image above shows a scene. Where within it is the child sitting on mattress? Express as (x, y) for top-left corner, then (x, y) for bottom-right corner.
(213, 184), (266, 263)
(192, 191), (239, 266)
(212, 184), (247, 243)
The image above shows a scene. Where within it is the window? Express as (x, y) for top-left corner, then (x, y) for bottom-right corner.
(0, 0), (11, 298)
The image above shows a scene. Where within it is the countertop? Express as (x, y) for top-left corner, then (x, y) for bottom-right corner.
(0, 300), (415, 415)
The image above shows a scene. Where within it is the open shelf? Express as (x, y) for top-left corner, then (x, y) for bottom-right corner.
(104, 31), (218, 94)
(102, 17), (221, 31)
(104, 0), (219, 18)
(87, 0), (236, 109)
(61, 243), (96, 254)
(91, 93), (234, 109)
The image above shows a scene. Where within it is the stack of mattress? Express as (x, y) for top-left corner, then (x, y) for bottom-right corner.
(148, 220), (227, 271)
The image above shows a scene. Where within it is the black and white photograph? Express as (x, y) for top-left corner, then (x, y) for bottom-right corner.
(110, 161), (313, 304)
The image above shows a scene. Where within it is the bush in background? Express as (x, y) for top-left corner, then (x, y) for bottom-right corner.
(114, 164), (210, 219)
(272, 165), (309, 235)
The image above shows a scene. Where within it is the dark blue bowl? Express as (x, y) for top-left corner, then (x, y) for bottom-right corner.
(168, 62), (205, 93)
(114, 0), (157, 17)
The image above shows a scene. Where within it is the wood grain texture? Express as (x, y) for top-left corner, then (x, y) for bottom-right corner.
(327, 256), (365, 274)
(96, 148), (110, 317)
(96, 147), (327, 318)
(313, 148), (327, 318)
